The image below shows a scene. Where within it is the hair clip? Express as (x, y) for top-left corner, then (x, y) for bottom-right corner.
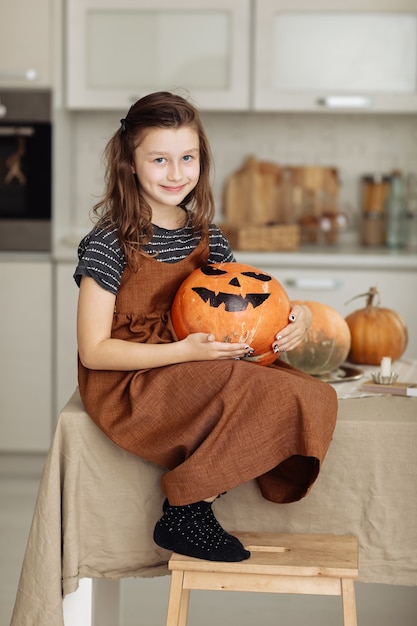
(120, 118), (127, 134)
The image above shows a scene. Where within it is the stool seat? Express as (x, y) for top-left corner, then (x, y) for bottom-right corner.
(166, 531), (358, 626)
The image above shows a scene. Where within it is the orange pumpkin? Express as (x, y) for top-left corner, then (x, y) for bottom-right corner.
(281, 300), (351, 375)
(345, 286), (408, 365)
(171, 262), (290, 366)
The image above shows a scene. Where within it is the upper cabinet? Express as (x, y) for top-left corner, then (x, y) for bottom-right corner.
(253, 0), (417, 112)
(0, 0), (52, 88)
(66, 0), (417, 113)
(66, 0), (251, 110)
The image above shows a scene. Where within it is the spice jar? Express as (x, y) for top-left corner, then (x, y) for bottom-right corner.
(361, 174), (390, 246)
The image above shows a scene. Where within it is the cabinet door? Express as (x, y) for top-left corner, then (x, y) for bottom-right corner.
(254, 0), (417, 113)
(0, 0), (51, 88)
(55, 262), (79, 418)
(67, 0), (250, 110)
(0, 260), (52, 451)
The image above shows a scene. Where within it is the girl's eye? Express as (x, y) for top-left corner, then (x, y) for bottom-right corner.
(154, 157), (166, 164)
(182, 154), (193, 162)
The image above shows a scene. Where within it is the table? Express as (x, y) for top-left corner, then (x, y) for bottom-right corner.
(10, 361), (417, 626)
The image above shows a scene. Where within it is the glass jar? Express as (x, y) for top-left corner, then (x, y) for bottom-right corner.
(361, 212), (386, 247)
(385, 171), (409, 248)
(361, 174), (389, 246)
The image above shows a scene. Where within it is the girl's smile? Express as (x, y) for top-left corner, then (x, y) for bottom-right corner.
(162, 184), (187, 193)
(132, 126), (200, 224)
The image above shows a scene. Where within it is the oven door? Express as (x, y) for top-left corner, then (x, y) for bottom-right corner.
(0, 122), (51, 251)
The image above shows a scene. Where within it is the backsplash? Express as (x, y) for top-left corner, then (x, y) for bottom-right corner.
(69, 110), (417, 239)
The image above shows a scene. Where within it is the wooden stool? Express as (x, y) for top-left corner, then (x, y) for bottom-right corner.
(166, 531), (358, 626)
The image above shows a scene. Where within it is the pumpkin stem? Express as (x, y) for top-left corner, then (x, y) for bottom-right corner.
(345, 286), (380, 308)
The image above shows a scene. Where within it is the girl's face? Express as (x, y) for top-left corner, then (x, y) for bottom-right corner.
(132, 126), (200, 213)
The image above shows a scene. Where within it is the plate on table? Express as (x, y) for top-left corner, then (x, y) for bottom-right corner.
(315, 364), (364, 383)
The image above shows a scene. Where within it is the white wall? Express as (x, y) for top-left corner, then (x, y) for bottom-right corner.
(65, 110), (417, 240)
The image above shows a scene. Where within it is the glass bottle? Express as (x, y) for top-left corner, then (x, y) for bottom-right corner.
(361, 174), (389, 246)
(406, 173), (417, 248)
(385, 171), (409, 248)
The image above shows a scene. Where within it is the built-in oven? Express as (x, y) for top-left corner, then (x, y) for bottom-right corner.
(0, 89), (52, 251)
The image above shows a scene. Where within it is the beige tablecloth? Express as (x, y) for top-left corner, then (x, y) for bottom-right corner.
(11, 361), (417, 626)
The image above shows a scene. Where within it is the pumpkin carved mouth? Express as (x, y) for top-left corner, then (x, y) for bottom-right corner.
(191, 287), (270, 312)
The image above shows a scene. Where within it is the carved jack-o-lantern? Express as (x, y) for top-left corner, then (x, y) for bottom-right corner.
(171, 262), (290, 366)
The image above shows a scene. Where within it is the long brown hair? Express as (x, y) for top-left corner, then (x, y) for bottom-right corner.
(93, 91), (215, 268)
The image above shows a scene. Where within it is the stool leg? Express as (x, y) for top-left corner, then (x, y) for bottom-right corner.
(177, 588), (190, 626)
(166, 570), (190, 626)
(341, 578), (357, 626)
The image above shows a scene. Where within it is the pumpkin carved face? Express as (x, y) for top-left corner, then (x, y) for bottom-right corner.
(171, 262), (290, 366)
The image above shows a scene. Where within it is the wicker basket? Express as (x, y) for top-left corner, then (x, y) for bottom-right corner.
(220, 223), (300, 252)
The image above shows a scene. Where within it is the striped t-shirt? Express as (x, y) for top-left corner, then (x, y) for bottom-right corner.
(74, 221), (235, 295)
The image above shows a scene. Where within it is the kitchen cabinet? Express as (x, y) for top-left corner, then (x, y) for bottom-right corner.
(253, 0), (417, 113)
(0, 0), (52, 88)
(66, 0), (250, 110)
(54, 261), (79, 418)
(0, 258), (52, 452)
(66, 0), (417, 113)
(234, 250), (417, 359)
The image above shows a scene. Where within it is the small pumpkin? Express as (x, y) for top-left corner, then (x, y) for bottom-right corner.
(171, 262), (290, 366)
(345, 286), (408, 365)
(281, 300), (351, 375)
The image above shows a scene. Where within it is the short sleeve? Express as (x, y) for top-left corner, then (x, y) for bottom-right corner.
(208, 224), (235, 264)
(73, 225), (126, 295)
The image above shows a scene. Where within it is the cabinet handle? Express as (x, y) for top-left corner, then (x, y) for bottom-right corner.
(284, 277), (342, 291)
(0, 126), (35, 136)
(317, 95), (372, 109)
(0, 69), (38, 82)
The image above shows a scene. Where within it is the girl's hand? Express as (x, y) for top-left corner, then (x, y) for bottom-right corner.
(179, 333), (254, 361)
(272, 304), (312, 353)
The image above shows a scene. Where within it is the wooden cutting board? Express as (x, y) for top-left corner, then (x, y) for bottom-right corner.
(223, 156), (339, 226)
(223, 156), (281, 226)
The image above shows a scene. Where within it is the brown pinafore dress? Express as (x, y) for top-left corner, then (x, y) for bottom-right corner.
(78, 239), (337, 506)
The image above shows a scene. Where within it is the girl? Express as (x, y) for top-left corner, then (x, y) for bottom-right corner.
(74, 91), (337, 563)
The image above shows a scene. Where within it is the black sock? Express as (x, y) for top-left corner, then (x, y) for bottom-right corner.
(162, 498), (245, 549)
(154, 500), (250, 562)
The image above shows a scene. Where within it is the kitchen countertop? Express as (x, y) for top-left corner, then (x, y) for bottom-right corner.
(0, 251), (52, 262)
(2, 239), (417, 270)
(234, 244), (417, 270)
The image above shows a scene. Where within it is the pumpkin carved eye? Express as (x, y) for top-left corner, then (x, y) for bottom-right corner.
(241, 271), (272, 282)
(200, 265), (272, 283)
(201, 266), (227, 277)
(171, 262), (291, 366)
